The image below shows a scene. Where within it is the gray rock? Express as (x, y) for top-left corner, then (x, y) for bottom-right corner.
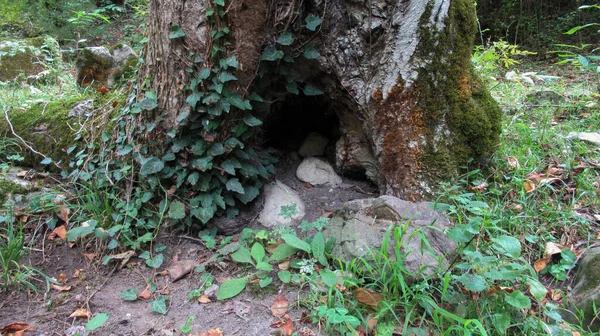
(76, 44), (137, 88)
(568, 132), (600, 146)
(563, 247), (600, 331)
(68, 99), (94, 118)
(296, 157), (342, 186)
(299, 132), (329, 158)
(258, 180), (305, 227)
(322, 196), (456, 280)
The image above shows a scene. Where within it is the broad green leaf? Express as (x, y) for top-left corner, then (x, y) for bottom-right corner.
(243, 115), (262, 126)
(455, 274), (487, 292)
(219, 71), (238, 83)
(320, 269), (337, 288)
(190, 206), (215, 224)
(491, 314), (510, 335)
(140, 157), (164, 176)
(277, 32), (295, 45)
(217, 277), (247, 300)
(221, 56), (239, 69)
(281, 234), (311, 253)
(305, 15), (322, 31)
(213, 0), (225, 5)
(236, 185), (260, 204)
(251, 242), (266, 263)
(146, 254), (164, 269)
(311, 232), (325, 258)
(120, 289), (139, 301)
(66, 221), (97, 241)
(139, 97), (158, 110)
(261, 45), (284, 61)
(303, 44), (320, 59)
(286, 82), (299, 95)
(303, 84), (324, 96)
(278, 271), (291, 283)
(168, 25), (185, 39)
(198, 68), (211, 80)
(40, 157), (52, 165)
(527, 278), (548, 301)
(505, 290), (531, 309)
(226, 178), (245, 194)
(256, 261), (274, 271)
(186, 92), (203, 107)
(492, 235), (521, 258)
(151, 296), (168, 314)
(168, 200), (186, 219)
(226, 93), (247, 110)
(187, 172), (200, 185)
(259, 276), (273, 288)
(181, 316), (194, 333)
(86, 313), (109, 331)
(231, 246), (253, 264)
(269, 243), (298, 261)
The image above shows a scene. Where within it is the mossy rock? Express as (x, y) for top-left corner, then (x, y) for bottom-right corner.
(0, 35), (61, 81)
(0, 97), (87, 170)
(0, 176), (29, 205)
(563, 247), (600, 331)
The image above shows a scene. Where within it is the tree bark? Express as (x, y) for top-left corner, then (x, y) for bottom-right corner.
(140, 0), (501, 201)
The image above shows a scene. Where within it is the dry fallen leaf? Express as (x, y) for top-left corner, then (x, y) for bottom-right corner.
(278, 261), (290, 271)
(198, 295), (212, 304)
(83, 253), (96, 261)
(168, 259), (198, 282)
(544, 242), (564, 257)
(0, 322), (34, 334)
(487, 286), (515, 295)
(197, 328), (223, 336)
(271, 296), (289, 318)
(57, 273), (68, 284)
(506, 203), (524, 212)
(69, 308), (91, 319)
(266, 242), (282, 254)
(271, 314), (295, 336)
(353, 288), (383, 307)
(16, 170), (28, 178)
(507, 156), (519, 169)
(52, 226), (67, 240)
(51, 284), (72, 292)
(138, 285), (152, 300)
(469, 182), (488, 192)
(523, 180), (536, 193)
(57, 206), (70, 224)
(534, 257), (550, 273)
(72, 269), (82, 278)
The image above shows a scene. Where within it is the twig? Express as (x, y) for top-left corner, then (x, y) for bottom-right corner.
(84, 263), (118, 312)
(3, 107), (61, 169)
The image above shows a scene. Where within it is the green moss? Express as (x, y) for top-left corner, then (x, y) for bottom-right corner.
(414, 0), (502, 181)
(248, 281), (278, 298)
(0, 177), (28, 204)
(0, 36), (61, 81)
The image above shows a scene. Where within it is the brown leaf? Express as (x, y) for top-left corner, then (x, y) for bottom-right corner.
(16, 170), (28, 178)
(507, 156), (519, 169)
(57, 273), (68, 284)
(280, 315), (295, 336)
(51, 284), (72, 292)
(138, 285), (152, 300)
(197, 328), (223, 336)
(198, 295), (212, 304)
(506, 203), (523, 212)
(487, 286), (515, 295)
(321, 211), (333, 218)
(271, 296), (288, 318)
(469, 182), (487, 192)
(544, 242), (564, 257)
(167, 185), (177, 197)
(526, 172), (543, 183)
(83, 253), (96, 261)
(69, 308), (91, 319)
(168, 259), (198, 282)
(57, 206), (70, 224)
(299, 311), (312, 323)
(52, 226), (67, 240)
(96, 87), (110, 94)
(354, 288), (383, 307)
(304, 182), (313, 189)
(266, 242), (282, 254)
(523, 180), (536, 193)
(278, 261), (290, 271)
(534, 257), (550, 273)
(0, 322), (34, 334)
(72, 269), (82, 278)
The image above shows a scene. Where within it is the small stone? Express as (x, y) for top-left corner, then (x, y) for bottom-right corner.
(298, 132), (329, 158)
(68, 99), (94, 118)
(296, 157), (342, 186)
(258, 180), (305, 227)
(568, 132), (600, 146)
(204, 283), (219, 296)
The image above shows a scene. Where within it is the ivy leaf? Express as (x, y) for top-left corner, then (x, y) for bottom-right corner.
(176, 109), (190, 125)
(40, 157), (53, 165)
(303, 84), (324, 96)
(243, 115), (262, 126)
(190, 206), (215, 224)
(225, 137), (244, 149)
(186, 92), (203, 108)
(226, 178), (245, 194)
(169, 200), (186, 219)
(236, 185), (260, 204)
(221, 160), (237, 175)
(213, 0), (225, 6)
(261, 45), (284, 61)
(281, 234), (311, 253)
(146, 254), (164, 269)
(220, 56), (239, 69)
(305, 15), (322, 31)
(248, 92), (264, 102)
(187, 172), (199, 185)
(140, 157), (164, 176)
(276, 32), (295, 46)
(226, 93), (247, 110)
(217, 277), (247, 300)
(86, 313), (109, 331)
(209, 143), (226, 156)
(505, 290), (531, 309)
(286, 82), (299, 95)
(139, 98), (158, 110)
(168, 25), (186, 39)
(203, 93), (221, 105)
(151, 296), (168, 314)
(198, 68), (211, 80)
(303, 44), (320, 59)
(218, 71), (238, 83)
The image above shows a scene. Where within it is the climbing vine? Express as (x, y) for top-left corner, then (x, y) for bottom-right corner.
(66, 0), (324, 251)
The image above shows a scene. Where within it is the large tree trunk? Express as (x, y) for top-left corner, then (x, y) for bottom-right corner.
(140, 0), (501, 201)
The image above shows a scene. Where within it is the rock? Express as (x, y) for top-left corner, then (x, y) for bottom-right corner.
(568, 132), (600, 146)
(66, 326), (88, 336)
(0, 36), (61, 81)
(563, 247), (600, 331)
(296, 157), (342, 186)
(525, 90), (566, 105)
(258, 180), (305, 227)
(76, 44), (137, 88)
(299, 132), (329, 158)
(322, 196), (456, 280)
(68, 99), (94, 118)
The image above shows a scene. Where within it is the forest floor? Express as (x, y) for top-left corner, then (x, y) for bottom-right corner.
(1, 57), (600, 336)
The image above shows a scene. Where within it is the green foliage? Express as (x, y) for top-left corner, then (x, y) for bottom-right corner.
(472, 40), (536, 75)
(85, 313), (110, 331)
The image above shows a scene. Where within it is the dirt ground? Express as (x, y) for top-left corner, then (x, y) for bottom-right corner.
(0, 156), (377, 336)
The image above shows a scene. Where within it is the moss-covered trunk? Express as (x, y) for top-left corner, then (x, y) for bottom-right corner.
(139, 0), (501, 201)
